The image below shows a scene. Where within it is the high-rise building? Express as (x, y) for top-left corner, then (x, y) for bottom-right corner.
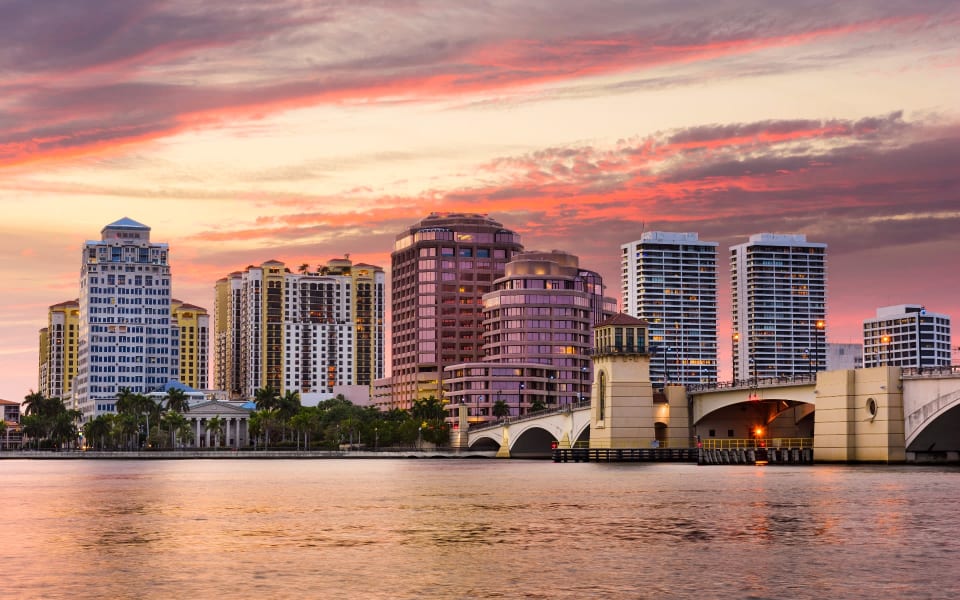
(731, 233), (827, 381)
(383, 213), (523, 409)
(75, 218), (178, 420)
(38, 299), (80, 400)
(214, 272), (243, 398)
(443, 250), (611, 422)
(826, 343), (863, 371)
(863, 305), (951, 368)
(621, 232), (718, 386)
(171, 300), (209, 390)
(214, 257), (385, 402)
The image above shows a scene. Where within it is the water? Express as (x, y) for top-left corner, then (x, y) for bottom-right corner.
(2, 459), (960, 599)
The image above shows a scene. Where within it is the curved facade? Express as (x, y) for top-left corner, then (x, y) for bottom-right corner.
(444, 250), (608, 423)
(385, 213), (523, 409)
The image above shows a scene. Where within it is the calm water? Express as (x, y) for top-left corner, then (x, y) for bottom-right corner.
(2, 459), (960, 599)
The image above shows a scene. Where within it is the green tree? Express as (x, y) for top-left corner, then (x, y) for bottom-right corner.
(254, 386), (280, 412)
(298, 263), (310, 275)
(83, 415), (113, 450)
(162, 411), (188, 448)
(0, 419), (6, 450)
(50, 409), (81, 449)
(21, 414), (45, 449)
(492, 400), (510, 419)
(529, 397), (546, 412)
(205, 417), (225, 448)
(165, 388), (190, 413)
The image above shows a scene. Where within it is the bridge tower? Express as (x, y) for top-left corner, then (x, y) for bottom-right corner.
(590, 314), (659, 449)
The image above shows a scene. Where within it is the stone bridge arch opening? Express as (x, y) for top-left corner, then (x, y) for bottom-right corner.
(908, 403), (960, 455)
(469, 436), (501, 451)
(696, 398), (814, 441)
(511, 426), (557, 458)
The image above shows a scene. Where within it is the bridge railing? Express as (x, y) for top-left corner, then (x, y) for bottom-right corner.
(701, 438), (812, 450)
(901, 365), (960, 378)
(687, 373), (817, 393)
(468, 400), (591, 433)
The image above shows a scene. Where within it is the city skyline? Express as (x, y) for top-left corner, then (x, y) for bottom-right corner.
(2, 2), (959, 402)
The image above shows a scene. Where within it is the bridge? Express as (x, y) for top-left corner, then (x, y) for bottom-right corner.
(458, 366), (960, 462)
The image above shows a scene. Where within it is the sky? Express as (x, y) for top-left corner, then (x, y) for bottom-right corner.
(1, 0), (959, 403)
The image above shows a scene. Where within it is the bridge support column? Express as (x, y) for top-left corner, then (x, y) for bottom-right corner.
(450, 405), (470, 449)
(664, 385), (692, 448)
(495, 426), (511, 458)
(814, 367), (904, 463)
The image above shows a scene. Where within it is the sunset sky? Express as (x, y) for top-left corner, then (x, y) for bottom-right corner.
(2, 1), (959, 403)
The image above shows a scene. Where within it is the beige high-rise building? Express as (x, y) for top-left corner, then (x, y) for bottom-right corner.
(172, 300), (210, 390)
(38, 299), (80, 400)
(214, 257), (385, 402)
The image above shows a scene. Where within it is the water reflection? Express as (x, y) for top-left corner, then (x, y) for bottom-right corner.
(2, 461), (960, 598)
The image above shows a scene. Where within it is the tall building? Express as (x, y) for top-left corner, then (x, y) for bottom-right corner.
(171, 300), (209, 390)
(214, 257), (385, 402)
(75, 218), (177, 420)
(826, 343), (863, 371)
(731, 233), (827, 381)
(621, 232), (718, 386)
(38, 299), (80, 400)
(214, 272), (244, 398)
(863, 304), (951, 368)
(384, 213), (523, 409)
(443, 250), (611, 422)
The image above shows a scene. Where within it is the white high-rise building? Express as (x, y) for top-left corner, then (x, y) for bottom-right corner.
(215, 257), (385, 403)
(621, 232), (718, 386)
(75, 218), (177, 420)
(731, 233), (827, 381)
(863, 305), (951, 368)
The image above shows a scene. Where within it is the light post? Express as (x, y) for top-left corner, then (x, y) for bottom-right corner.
(476, 395), (483, 424)
(664, 347), (673, 386)
(518, 382), (524, 418)
(374, 427), (378, 451)
(881, 335), (891, 366)
(733, 332), (740, 383)
(418, 426), (422, 450)
(815, 319), (825, 373)
(548, 375), (555, 408)
(580, 366), (588, 403)
(804, 347), (811, 378)
(749, 356), (757, 386)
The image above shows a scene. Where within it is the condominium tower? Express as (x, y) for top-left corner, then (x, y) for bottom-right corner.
(214, 257), (385, 402)
(75, 218), (178, 420)
(863, 305), (951, 368)
(385, 213), (523, 409)
(731, 233), (827, 381)
(621, 232), (718, 386)
(38, 299), (80, 400)
(171, 300), (209, 390)
(443, 250), (613, 422)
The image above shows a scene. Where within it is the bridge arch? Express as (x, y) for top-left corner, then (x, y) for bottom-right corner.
(468, 435), (501, 451)
(906, 387), (960, 453)
(511, 426), (557, 457)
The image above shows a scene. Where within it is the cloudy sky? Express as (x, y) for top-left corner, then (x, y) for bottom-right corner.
(2, 0), (958, 402)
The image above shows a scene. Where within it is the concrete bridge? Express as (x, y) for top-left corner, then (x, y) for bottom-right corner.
(458, 366), (960, 462)
(460, 402), (592, 458)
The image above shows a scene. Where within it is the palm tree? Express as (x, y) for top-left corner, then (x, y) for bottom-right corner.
(205, 417), (225, 449)
(83, 416), (112, 450)
(298, 263), (310, 275)
(50, 410), (81, 449)
(492, 400), (510, 419)
(162, 411), (188, 448)
(21, 415), (45, 449)
(254, 386), (280, 412)
(529, 397), (546, 412)
(0, 419), (6, 450)
(165, 388), (190, 413)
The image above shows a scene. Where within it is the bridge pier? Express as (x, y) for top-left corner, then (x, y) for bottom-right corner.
(814, 367), (905, 463)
